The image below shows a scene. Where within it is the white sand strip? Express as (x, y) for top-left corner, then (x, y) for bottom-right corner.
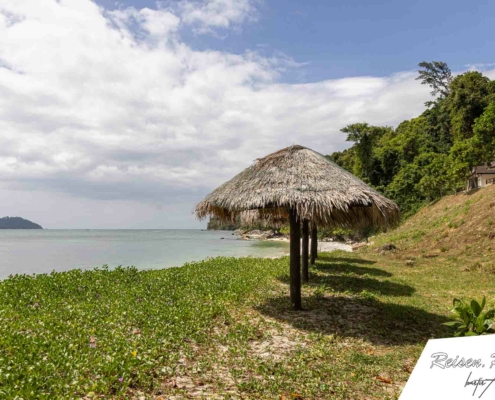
(267, 237), (352, 252)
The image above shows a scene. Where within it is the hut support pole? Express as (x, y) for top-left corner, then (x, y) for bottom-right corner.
(302, 219), (309, 283)
(310, 224), (318, 265)
(289, 208), (302, 310)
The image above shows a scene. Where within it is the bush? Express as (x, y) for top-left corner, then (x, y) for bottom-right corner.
(443, 297), (495, 336)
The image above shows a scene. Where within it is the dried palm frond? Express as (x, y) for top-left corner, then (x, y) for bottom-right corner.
(196, 145), (399, 228)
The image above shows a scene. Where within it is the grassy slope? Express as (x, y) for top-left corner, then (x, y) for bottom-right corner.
(1, 187), (495, 399)
(373, 184), (495, 260)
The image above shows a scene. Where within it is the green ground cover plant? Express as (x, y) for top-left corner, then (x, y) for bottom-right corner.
(0, 258), (287, 399)
(2, 244), (495, 399)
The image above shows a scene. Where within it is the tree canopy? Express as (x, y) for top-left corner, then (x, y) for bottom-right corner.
(416, 61), (452, 98)
(328, 62), (495, 217)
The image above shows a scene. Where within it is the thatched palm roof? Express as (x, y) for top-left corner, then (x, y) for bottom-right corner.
(196, 145), (399, 228)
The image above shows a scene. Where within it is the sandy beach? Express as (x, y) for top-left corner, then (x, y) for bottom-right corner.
(267, 237), (353, 253)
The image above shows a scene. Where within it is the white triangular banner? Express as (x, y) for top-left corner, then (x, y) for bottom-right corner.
(400, 335), (495, 399)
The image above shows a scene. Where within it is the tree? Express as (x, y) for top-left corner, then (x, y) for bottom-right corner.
(374, 145), (401, 187)
(386, 164), (423, 217)
(449, 138), (482, 180)
(449, 71), (495, 141)
(341, 123), (391, 180)
(392, 117), (436, 163)
(422, 98), (452, 153)
(415, 153), (458, 201)
(416, 61), (452, 98)
(472, 102), (495, 163)
(327, 148), (354, 172)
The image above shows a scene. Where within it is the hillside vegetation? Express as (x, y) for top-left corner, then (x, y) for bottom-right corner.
(329, 61), (495, 217)
(370, 184), (495, 262)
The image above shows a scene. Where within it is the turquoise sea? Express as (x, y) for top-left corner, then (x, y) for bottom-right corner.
(0, 229), (289, 279)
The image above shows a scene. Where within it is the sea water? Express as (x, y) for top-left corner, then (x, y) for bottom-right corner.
(0, 229), (289, 279)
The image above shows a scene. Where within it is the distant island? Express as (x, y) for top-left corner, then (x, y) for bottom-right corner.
(0, 217), (43, 229)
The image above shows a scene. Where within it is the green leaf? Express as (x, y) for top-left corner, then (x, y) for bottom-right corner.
(476, 315), (486, 333)
(471, 300), (482, 317)
(442, 321), (461, 327)
(481, 297), (486, 311)
(466, 331), (479, 336)
(460, 309), (471, 324)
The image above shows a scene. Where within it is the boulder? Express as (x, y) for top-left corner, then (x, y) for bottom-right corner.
(351, 242), (368, 251)
(241, 230), (286, 240)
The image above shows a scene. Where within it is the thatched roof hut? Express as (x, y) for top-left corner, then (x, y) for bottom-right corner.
(196, 145), (399, 227)
(196, 145), (399, 310)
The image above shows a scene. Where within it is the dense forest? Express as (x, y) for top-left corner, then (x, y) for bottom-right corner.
(328, 62), (495, 217)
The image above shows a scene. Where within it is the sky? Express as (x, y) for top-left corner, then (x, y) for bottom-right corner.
(1, 0), (495, 229)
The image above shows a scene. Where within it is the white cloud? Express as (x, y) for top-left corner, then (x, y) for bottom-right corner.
(0, 0), (486, 228)
(174, 0), (258, 34)
(108, 6), (180, 39)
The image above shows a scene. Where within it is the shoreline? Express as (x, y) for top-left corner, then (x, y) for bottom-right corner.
(266, 236), (353, 253)
(229, 229), (355, 253)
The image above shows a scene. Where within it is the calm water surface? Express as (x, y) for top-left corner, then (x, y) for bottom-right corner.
(0, 230), (289, 279)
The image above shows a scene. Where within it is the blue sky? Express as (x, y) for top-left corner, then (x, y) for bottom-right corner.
(97, 0), (495, 82)
(1, 0), (494, 228)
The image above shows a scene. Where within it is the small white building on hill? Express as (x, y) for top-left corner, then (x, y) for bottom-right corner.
(468, 163), (495, 190)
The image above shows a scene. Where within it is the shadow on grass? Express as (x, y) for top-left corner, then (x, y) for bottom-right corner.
(278, 273), (413, 296)
(313, 274), (412, 296)
(256, 295), (450, 345)
(316, 254), (376, 265)
(260, 254), (446, 345)
(313, 261), (392, 277)
(466, 188), (481, 196)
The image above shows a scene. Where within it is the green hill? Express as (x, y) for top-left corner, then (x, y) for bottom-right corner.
(0, 216), (43, 229)
(369, 184), (495, 262)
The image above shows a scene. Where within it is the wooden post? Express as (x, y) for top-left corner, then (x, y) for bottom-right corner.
(302, 219), (309, 282)
(310, 223), (318, 265)
(289, 208), (302, 310)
